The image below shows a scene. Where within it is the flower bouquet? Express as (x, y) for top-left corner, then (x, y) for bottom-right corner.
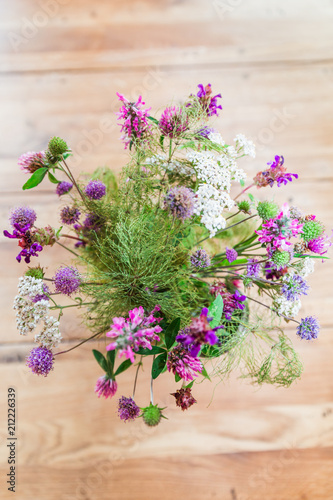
(5, 84), (331, 426)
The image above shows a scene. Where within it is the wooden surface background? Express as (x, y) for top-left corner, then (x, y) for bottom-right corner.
(0, 1), (333, 499)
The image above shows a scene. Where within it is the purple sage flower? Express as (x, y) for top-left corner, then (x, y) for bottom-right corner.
(9, 207), (37, 228)
(118, 396), (141, 421)
(84, 180), (106, 200)
(296, 316), (320, 340)
(225, 247), (238, 263)
(56, 181), (73, 196)
(3, 223), (43, 263)
(53, 266), (81, 296)
(164, 186), (195, 221)
(196, 84), (222, 116)
(26, 347), (54, 376)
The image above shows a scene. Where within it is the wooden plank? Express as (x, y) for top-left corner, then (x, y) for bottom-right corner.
(1, 0), (333, 72)
(0, 63), (333, 193)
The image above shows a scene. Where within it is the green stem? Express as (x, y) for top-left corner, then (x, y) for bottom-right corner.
(245, 295), (300, 324)
(234, 183), (255, 201)
(195, 214), (257, 246)
(132, 356), (143, 399)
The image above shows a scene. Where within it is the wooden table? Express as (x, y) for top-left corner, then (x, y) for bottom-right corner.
(0, 1), (332, 499)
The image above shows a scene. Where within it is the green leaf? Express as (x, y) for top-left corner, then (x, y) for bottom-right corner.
(148, 116), (159, 125)
(239, 179), (245, 187)
(136, 346), (166, 356)
(22, 168), (48, 190)
(114, 358), (132, 376)
(164, 318), (181, 350)
(152, 352), (167, 380)
(248, 193), (255, 202)
(107, 350), (115, 370)
(92, 349), (108, 373)
(175, 373), (181, 383)
(208, 295), (224, 329)
(62, 152), (72, 160)
(201, 365), (211, 381)
(185, 380), (194, 389)
(48, 171), (60, 184)
(294, 253), (329, 260)
(159, 135), (165, 149)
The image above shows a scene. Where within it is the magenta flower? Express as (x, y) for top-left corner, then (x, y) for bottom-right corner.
(307, 233), (332, 255)
(118, 396), (141, 421)
(196, 84), (222, 117)
(94, 375), (117, 399)
(176, 308), (222, 357)
(167, 344), (203, 381)
(254, 155), (298, 188)
(210, 282), (246, 320)
(116, 93), (151, 148)
(106, 305), (162, 363)
(159, 106), (188, 138)
(18, 151), (46, 173)
(256, 204), (303, 251)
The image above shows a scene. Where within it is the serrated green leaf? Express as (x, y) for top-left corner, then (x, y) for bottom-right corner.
(92, 349), (108, 373)
(48, 171), (60, 184)
(22, 168), (48, 190)
(136, 346), (166, 356)
(164, 318), (181, 350)
(114, 358), (132, 376)
(152, 352), (167, 379)
(208, 295), (224, 329)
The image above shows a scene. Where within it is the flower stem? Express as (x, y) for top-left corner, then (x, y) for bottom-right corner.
(54, 330), (104, 356)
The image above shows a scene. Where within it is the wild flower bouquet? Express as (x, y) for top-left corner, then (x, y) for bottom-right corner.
(5, 84), (331, 426)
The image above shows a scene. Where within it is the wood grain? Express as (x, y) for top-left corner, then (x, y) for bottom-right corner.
(0, 1), (333, 499)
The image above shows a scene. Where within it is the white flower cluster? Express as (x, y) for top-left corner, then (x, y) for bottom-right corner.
(293, 257), (315, 278)
(13, 276), (62, 347)
(187, 142), (247, 236)
(273, 296), (302, 318)
(234, 133), (256, 158)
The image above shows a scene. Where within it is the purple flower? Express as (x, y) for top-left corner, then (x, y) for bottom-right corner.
(281, 274), (309, 302)
(171, 387), (197, 411)
(83, 213), (102, 231)
(195, 126), (216, 139)
(196, 84), (222, 117)
(190, 249), (211, 268)
(118, 396), (141, 421)
(9, 207), (37, 228)
(296, 316), (320, 340)
(60, 206), (80, 225)
(56, 181), (73, 196)
(226, 247), (238, 263)
(158, 106), (188, 138)
(246, 258), (260, 279)
(167, 343), (203, 381)
(307, 233), (332, 255)
(116, 93), (152, 148)
(176, 308), (222, 357)
(94, 376), (117, 399)
(254, 155), (298, 188)
(3, 223), (43, 263)
(164, 186), (195, 221)
(18, 151), (46, 173)
(84, 180), (106, 200)
(53, 266), (81, 296)
(26, 347), (54, 376)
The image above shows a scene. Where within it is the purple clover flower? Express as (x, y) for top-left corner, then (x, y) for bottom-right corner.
(9, 207), (37, 228)
(246, 258), (260, 279)
(94, 376), (117, 399)
(190, 249), (211, 269)
(226, 247), (238, 263)
(26, 347), (54, 376)
(60, 206), (80, 225)
(18, 151), (46, 173)
(296, 316), (320, 340)
(158, 106), (188, 138)
(84, 180), (106, 200)
(281, 274), (309, 302)
(53, 266), (81, 296)
(56, 181), (73, 196)
(307, 233), (332, 255)
(118, 396), (141, 421)
(164, 186), (195, 221)
(167, 343), (203, 381)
